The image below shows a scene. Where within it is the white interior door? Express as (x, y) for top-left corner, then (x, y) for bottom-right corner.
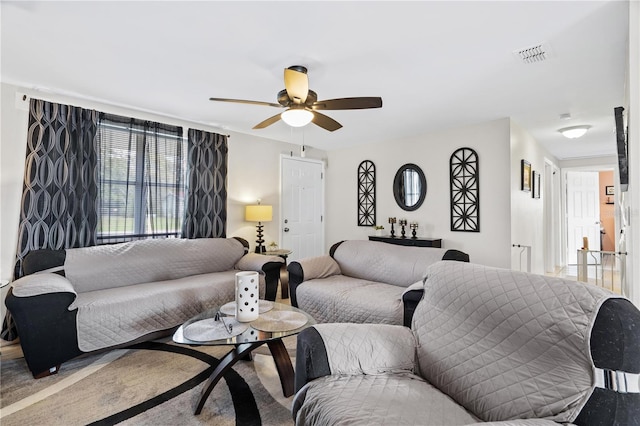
(281, 156), (324, 262)
(566, 171), (601, 264)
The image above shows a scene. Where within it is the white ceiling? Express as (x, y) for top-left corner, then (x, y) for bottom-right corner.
(1, 1), (629, 159)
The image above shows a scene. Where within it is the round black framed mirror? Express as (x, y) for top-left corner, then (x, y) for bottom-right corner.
(393, 163), (426, 211)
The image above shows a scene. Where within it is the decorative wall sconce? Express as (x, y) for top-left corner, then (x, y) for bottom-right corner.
(388, 217), (397, 237)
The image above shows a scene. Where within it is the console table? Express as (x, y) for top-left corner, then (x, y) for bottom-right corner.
(368, 235), (442, 248)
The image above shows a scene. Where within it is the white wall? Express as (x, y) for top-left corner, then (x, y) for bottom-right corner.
(325, 118), (512, 268)
(624, 0), (639, 307)
(559, 156), (618, 169)
(1, 84), (28, 286)
(510, 121), (559, 274)
(226, 135), (327, 250)
(0, 82), (325, 320)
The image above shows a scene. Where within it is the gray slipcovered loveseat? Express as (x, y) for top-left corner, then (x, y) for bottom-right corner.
(5, 237), (284, 378)
(288, 240), (469, 326)
(293, 260), (640, 425)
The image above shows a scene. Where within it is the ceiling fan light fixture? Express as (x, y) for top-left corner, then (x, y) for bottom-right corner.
(281, 108), (313, 127)
(558, 125), (591, 139)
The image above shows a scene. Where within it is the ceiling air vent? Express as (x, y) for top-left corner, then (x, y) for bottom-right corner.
(513, 43), (549, 64)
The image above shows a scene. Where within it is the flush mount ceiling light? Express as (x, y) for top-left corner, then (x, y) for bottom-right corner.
(558, 125), (591, 139)
(281, 108), (314, 127)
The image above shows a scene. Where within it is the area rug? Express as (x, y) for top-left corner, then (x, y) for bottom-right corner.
(0, 336), (297, 425)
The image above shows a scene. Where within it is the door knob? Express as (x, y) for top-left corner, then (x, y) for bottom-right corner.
(284, 227), (290, 232)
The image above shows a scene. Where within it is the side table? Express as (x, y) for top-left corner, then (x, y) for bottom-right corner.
(261, 249), (292, 299)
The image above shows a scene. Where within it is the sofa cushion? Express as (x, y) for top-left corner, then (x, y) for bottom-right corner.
(65, 238), (245, 292)
(313, 323), (416, 375)
(413, 261), (617, 423)
(73, 270), (259, 352)
(295, 374), (480, 425)
(333, 240), (448, 287)
(297, 276), (405, 324)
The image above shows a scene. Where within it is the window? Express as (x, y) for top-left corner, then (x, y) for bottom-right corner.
(96, 114), (186, 243)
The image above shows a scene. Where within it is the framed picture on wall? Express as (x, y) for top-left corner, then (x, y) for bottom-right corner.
(605, 185), (614, 196)
(532, 171), (541, 199)
(521, 160), (531, 192)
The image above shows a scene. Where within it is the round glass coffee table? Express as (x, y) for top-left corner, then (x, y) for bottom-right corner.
(173, 301), (315, 415)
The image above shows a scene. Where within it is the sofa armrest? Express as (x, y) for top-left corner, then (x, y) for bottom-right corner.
(288, 256), (341, 307)
(293, 255), (341, 281)
(5, 288), (81, 377)
(295, 323), (415, 391)
(402, 281), (424, 327)
(236, 253), (284, 301)
(236, 252), (283, 271)
(466, 421), (561, 426)
(295, 327), (331, 392)
(443, 249), (470, 262)
(11, 273), (77, 299)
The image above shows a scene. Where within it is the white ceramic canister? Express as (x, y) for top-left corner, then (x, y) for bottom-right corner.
(235, 271), (260, 322)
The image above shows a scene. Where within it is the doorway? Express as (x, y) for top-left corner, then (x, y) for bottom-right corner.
(562, 168), (616, 270)
(565, 170), (602, 264)
(280, 156), (324, 263)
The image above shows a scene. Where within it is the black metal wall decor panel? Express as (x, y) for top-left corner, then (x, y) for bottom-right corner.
(357, 160), (376, 226)
(450, 148), (480, 232)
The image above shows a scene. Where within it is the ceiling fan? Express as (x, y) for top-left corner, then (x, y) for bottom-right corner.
(209, 65), (383, 132)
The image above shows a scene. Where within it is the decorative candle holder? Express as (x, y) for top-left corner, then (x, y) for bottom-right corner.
(388, 217), (397, 237)
(399, 219), (408, 238)
(235, 271), (259, 322)
(410, 222), (418, 239)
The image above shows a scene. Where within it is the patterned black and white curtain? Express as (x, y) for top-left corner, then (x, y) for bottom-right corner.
(14, 99), (99, 277)
(3, 100), (98, 341)
(182, 129), (228, 238)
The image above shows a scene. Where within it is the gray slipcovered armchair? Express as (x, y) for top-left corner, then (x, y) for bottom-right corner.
(293, 261), (640, 425)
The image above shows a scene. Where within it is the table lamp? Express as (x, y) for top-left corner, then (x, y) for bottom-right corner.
(245, 203), (273, 253)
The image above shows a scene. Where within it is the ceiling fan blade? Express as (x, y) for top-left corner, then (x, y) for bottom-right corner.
(311, 111), (343, 132)
(209, 97), (282, 108)
(253, 113), (282, 129)
(284, 67), (309, 104)
(312, 97), (383, 110)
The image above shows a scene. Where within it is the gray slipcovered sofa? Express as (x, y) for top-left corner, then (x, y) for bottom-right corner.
(288, 240), (469, 326)
(5, 237), (284, 378)
(293, 260), (640, 425)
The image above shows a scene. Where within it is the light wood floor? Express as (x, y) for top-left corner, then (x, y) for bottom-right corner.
(0, 336), (22, 360)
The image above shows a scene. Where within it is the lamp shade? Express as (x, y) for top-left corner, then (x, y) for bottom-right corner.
(245, 205), (273, 222)
(281, 109), (313, 127)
